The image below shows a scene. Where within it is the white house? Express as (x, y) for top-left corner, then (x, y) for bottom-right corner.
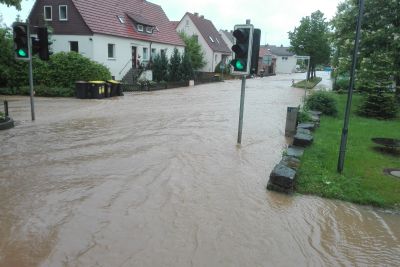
(176, 12), (231, 73)
(28, 0), (185, 80)
(219, 29), (234, 59)
(262, 45), (297, 74)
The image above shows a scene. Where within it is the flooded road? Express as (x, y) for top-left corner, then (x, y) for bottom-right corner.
(1, 74), (399, 267)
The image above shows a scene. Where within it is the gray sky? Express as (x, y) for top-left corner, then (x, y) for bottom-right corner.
(0, 0), (342, 46)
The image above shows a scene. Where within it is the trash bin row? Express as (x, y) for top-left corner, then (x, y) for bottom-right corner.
(75, 80), (123, 99)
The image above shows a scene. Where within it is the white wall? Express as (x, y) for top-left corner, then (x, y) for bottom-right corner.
(176, 14), (214, 72)
(92, 34), (184, 79)
(50, 33), (185, 80)
(275, 56), (297, 74)
(51, 34), (94, 59)
(219, 30), (233, 61)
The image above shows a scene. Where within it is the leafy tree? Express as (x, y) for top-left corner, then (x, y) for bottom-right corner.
(179, 32), (206, 70)
(152, 53), (169, 82)
(168, 48), (182, 81)
(331, 0), (400, 101)
(288, 10), (331, 79)
(180, 52), (194, 81)
(0, 0), (22, 10)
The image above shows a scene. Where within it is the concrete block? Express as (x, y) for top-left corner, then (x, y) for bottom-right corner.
(287, 146), (305, 159)
(293, 133), (314, 147)
(269, 163), (296, 188)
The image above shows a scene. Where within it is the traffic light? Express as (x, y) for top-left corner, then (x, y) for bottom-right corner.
(13, 22), (30, 60)
(230, 24), (253, 75)
(34, 27), (51, 61)
(250, 29), (261, 75)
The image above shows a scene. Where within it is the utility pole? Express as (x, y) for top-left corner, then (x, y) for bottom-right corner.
(337, 0), (364, 173)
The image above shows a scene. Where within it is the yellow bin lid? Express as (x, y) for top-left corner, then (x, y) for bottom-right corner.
(88, 81), (105, 84)
(107, 80), (120, 84)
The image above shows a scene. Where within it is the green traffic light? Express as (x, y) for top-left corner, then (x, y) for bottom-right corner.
(17, 49), (28, 57)
(235, 60), (245, 70)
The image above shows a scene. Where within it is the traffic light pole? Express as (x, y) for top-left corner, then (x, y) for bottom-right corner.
(237, 75), (246, 144)
(27, 20), (35, 121)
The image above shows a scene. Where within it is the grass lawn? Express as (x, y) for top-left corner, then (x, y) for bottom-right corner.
(296, 93), (400, 209)
(293, 77), (322, 89)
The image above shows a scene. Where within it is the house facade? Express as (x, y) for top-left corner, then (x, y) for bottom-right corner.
(28, 0), (185, 80)
(219, 30), (234, 59)
(176, 12), (231, 73)
(261, 45), (296, 74)
(258, 46), (276, 76)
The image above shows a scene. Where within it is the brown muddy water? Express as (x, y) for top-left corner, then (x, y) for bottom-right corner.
(1, 74), (399, 267)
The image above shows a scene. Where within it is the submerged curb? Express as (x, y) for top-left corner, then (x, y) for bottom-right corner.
(0, 117), (15, 130)
(267, 110), (321, 194)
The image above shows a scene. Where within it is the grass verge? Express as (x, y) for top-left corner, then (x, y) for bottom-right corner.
(296, 93), (400, 209)
(293, 77), (322, 89)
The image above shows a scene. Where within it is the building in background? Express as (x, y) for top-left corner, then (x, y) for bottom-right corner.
(28, 0), (185, 80)
(176, 12), (231, 73)
(261, 45), (296, 74)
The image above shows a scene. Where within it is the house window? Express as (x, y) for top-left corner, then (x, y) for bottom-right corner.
(160, 49), (166, 57)
(117, 15), (125, 24)
(44, 6), (52, 21)
(70, 41), (78, 52)
(137, 24), (144, 32)
(59, 5), (67, 21)
(216, 37), (220, 44)
(185, 20), (189, 26)
(209, 36), (214, 43)
(146, 26), (153, 33)
(143, 47), (148, 60)
(108, 44), (115, 58)
(151, 48), (156, 59)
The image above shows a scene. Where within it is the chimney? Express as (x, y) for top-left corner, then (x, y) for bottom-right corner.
(194, 12), (199, 17)
(200, 15), (204, 19)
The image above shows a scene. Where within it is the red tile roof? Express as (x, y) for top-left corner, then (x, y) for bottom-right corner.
(170, 21), (179, 29)
(72, 0), (184, 46)
(185, 12), (231, 54)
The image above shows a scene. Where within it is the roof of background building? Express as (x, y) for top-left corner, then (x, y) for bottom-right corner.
(29, 0), (185, 46)
(262, 45), (295, 56)
(184, 12), (231, 54)
(219, 30), (234, 44)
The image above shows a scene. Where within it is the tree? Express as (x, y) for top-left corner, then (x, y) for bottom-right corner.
(180, 52), (194, 81)
(179, 32), (206, 71)
(0, 0), (22, 10)
(152, 53), (169, 82)
(288, 10), (331, 79)
(168, 48), (182, 81)
(331, 0), (400, 101)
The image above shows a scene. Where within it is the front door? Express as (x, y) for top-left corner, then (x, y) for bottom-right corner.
(132, 46), (137, 69)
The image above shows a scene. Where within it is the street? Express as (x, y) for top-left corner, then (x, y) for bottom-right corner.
(1, 73), (399, 267)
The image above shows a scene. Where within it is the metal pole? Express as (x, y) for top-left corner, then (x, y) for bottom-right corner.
(27, 19), (35, 121)
(304, 58), (310, 102)
(4, 100), (9, 117)
(237, 75), (246, 144)
(337, 0), (364, 173)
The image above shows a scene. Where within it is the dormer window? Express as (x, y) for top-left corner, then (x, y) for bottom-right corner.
(146, 26), (153, 33)
(216, 37), (220, 44)
(117, 15), (125, 24)
(209, 36), (214, 43)
(59, 5), (67, 21)
(44, 6), (52, 21)
(137, 24), (144, 32)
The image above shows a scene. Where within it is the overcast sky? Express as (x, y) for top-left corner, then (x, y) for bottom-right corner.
(0, 0), (342, 46)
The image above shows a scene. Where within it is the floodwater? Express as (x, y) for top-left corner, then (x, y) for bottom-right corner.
(1, 74), (399, 267)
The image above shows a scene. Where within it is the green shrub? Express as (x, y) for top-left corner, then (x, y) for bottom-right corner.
(297, 108), (312, 123)
(306, 91), (338, 116)
(357, 92), (398, 119)
(333, 78), (349, 91)
(44, 52), (111, 88)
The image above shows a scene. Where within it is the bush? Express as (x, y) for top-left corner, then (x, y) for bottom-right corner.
(357, 92), (398, 119)
(305, 91), (338, 116)
(0, 86), (73, 97)
(333, 78), (349, 91)
(152, 53), (169, 82)
(297, 108), (312, 123)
